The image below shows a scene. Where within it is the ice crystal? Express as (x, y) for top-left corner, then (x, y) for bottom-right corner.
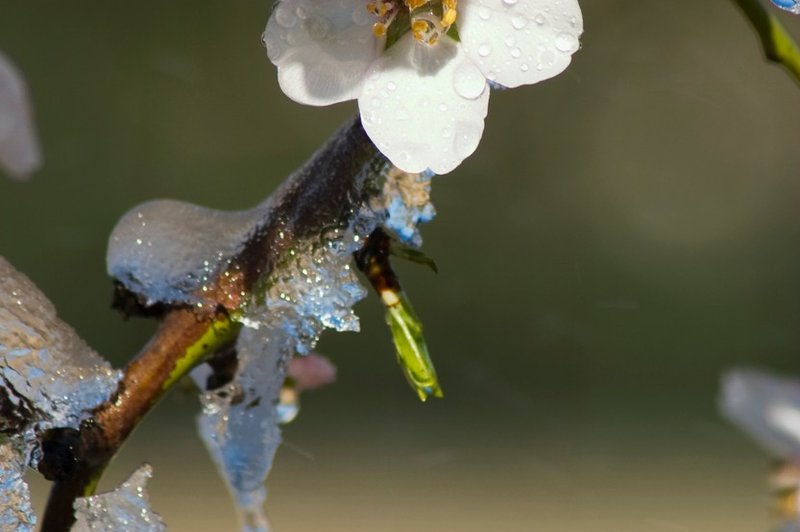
(374, 168), (436, 247)
(107, 200), (263, 307)
(0, 52), (41, 180)
(0, 256), (120, 462)
(73, 464), (165, 532)
(0, 442), (35, 531)
(720, 368), (800, 461)
(107, 121), (436, 530)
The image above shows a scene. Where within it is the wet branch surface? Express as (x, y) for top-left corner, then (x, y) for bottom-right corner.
(39, 117), (382, 531)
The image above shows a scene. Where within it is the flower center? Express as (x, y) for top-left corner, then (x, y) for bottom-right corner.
(367, 0), (458, 46)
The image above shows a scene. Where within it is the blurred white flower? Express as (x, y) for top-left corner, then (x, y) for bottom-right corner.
(263, 0), (582, 174)
(0, 52), (41, 180)
(720, 368), (800, 461)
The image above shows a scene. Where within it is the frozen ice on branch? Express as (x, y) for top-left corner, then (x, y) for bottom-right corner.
(0, 256), (120, 458)
(72, 464), (165, 532)
(107, 118), (440, 529)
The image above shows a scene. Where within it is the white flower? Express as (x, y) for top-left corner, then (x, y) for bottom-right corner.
(264, 0), (583, 174)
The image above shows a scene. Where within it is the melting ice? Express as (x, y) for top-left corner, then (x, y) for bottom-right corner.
(72, 464), (165, 532)
(0, 442), (35, 531)
(107, 199), (263, 307)
(0, 52), (41, 180)
(0, 256), (120, 463)
(108, 147), (436, 530)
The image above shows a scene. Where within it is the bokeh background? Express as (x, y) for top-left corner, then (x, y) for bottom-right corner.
(2, 1), (800, 530)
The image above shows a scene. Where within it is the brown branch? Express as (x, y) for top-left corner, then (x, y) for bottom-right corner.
(39, 117), (382, 530)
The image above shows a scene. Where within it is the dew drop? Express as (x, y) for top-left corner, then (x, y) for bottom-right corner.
(510, 47), (521, 59)
(555, 32), (579, 53)
(502, 0), (519, 5)
(274, 4), (297, 28)
(306, 16), (330, 40)
(478, 6), (491, 20)
(453, 61), (486, 100)
(478, 43), (492, 57)
(387, 81), (397, 91)
(511, 15), (528, 29)
(535, 14), (546, 25)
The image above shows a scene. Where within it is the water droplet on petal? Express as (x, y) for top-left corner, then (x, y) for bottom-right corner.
(478, 6), (491, 20)
(555, 32), (579, 53)
(452, 61), (486, 100)
(387, 81), (397, 91)
(511, 14), (528, 29)
(510, 47), (521, 59)
(478, 43), (492, 57)
(502, 0), (519, 5)
(274, 4), (297, 28)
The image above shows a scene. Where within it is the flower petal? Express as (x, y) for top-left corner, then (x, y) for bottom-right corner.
(0, 53), (42, 180)
(263, 0), (383, 106)
(359, 36), (489, 174)
(458, 0), (583, 88)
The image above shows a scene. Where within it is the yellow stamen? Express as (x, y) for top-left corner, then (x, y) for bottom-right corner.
(404, 0), (430, 10)
(442, 8), (457, 26)
(373, 22), (388, 37)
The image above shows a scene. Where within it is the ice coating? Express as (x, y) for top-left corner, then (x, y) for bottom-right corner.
(0, 256), (120, 453)
(771, 0), (800, 14)
(107, 199), (263, 307)
(720, 368), (800, 461)
(105, 119), (436, 530)
(192, 225), (371, 532)
(73, 464), (165, 532)
(192, 326), (285, 532)
(374, 168), (436, 247)
(188, 162), (435, 530)
(0, 442), (36, 531)
(0, 52), (42, 180)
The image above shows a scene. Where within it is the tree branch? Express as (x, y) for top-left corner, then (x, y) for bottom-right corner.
(40, 117), (382, 531)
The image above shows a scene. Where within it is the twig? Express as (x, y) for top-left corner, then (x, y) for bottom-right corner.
(39, 117), (381, 531)
(733, 0), (800, 84)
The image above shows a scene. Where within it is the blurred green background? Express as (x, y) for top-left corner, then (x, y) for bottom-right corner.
(2, 1), (800, 530)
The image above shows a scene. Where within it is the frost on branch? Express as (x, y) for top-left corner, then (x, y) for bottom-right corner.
(106, 119), (436, 531)
(0, 442), (36, 531)
(0, 52), (42, 180)
(72, 464), (165, 532)
(0, 256), (121, 462)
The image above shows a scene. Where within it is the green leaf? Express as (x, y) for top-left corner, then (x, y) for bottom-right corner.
(385, 291), (443, 401)
(733, 0), (800, 84)
(389, 241), (439, 273)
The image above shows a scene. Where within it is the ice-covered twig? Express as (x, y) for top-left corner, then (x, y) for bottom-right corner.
(40, 118), (390, 530)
